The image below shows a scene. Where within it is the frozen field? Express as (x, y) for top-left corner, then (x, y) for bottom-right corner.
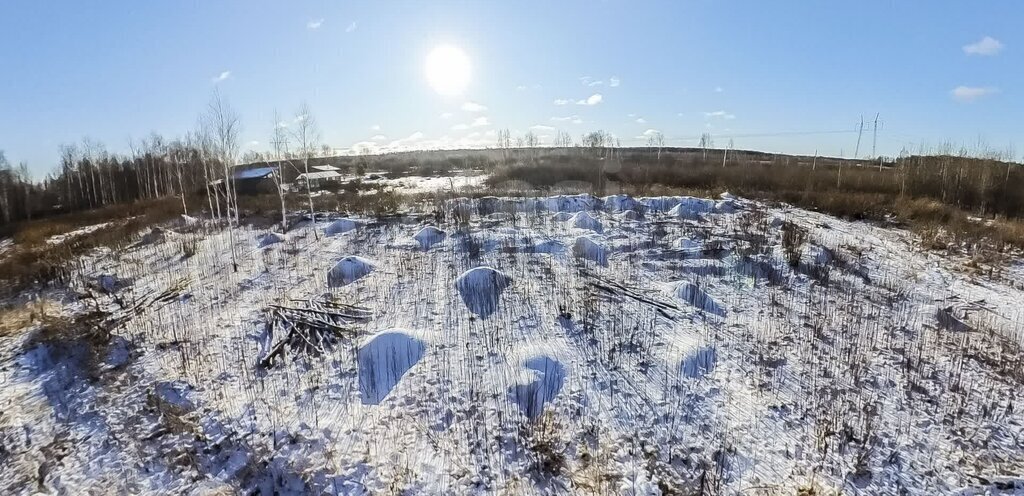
(2, 194), (1023, 495)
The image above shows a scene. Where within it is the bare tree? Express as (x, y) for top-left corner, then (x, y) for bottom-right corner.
(269, 111), (289, 230)
(646, 131), (665, 161)
(699, 132), (714, 161)
(0, 151), (10, 224)
(204, 91), (241, 226)
(292, 102), (320, 236)
(555, 130), (573, 148)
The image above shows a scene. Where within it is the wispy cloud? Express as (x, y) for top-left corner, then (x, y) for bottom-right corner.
(641, 129), (661, 137)
(551, 115), (583, 124)
(452, 116), (490, 130)
(963, 36), (1003, 56)
(370, 124), (381, 131)
(345, 21), (358, 33)
(609, 77), (620, 88)
(530, 124), (555, 131)
(516, 85), (527, 91)
(704, 110), (735, 119)
(370, 134), (386, 141)
(553, 98), (571, 106)
(307, 18), (324, 30)
(439, 112), (453, 119)
(577, 93), (603, 106)
(461, 101), (488, 112)
(635, 117), (646, 124)
(714, 86), (724, 93)
(212, 71), (231, 83)
(951, 85), (998, 102)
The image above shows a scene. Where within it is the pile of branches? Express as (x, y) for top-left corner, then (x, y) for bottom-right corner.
(258, 295), (371, 369)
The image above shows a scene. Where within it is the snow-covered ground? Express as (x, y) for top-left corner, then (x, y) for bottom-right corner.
(1, 194), (1023, 495)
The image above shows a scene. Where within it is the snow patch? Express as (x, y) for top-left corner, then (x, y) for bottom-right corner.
(510, 355), (566, 418)
(413, 226), (446, 249)
(672, 281), (726, 316)
(327, 256), (376, 287)
(677, 336), (718, 379)
(567, 211), (603, 232)
(455, 266), (511, 317)
(324, 218), (361, 236)
(357, 329), (426, 404)
(257, 232), (288, 248)
(573, 236), (608, 266)
(667, 197), (716, 219)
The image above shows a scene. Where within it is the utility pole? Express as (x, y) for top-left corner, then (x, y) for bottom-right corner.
(871, 113), (880, 158)
(854, 115), (864, 158)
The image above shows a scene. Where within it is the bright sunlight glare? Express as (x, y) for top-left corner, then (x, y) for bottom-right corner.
(425, 44), (470, 97)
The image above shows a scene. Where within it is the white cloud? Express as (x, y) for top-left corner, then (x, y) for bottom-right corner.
(370, 124), (380, 131)
(641, 129), (661, 137)
(439, 112), (454, 119)
(530, 124), (555, 131)
(212, 71), (231, 83)
(553, 98), (571, 106)
(579, 76), (594, 85)
(635, 117), (646, 124)
(387, 131), (424, 149)
(345, 21), (358, 33)
(714, 86), (724, 93)
(963, 36), (1003, 56)
(370, 134), (386, 141)
(704, 110), (736, 119)
(247, 140), (260, 147)
(452, 116), (490, 130)
(307, 18), (324, 30)
(551, 115), (583, 124)
(951, 85), (998, 102)
(461, 101), (488, 112)
(609, 77), (620, 88)
(516, 85), (527, 91)
(577, 93), (603, 106)
(587, 80), (604, 87)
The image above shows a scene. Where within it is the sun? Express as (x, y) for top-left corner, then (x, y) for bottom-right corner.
(425, 44), (470, 97)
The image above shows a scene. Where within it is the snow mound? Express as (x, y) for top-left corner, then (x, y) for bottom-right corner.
(138, 226), (177, 245)
(327, 256), (376, 287)
(542, 194), (599, 212)
(572, 236), (608, 266)
(181, 214), (200, 226)
(673, 281), (726, 317)
(720, 192), (737, 201)
(413, 226), (446, 249)
(640, 196), (686, 212)
(674, 237), (702, 251)
(476, 196), (502, 216)
(550, 211), (574, 222)
(532, 239), (566, 254)
(455, 267), (511, 317)
(714, 199), (738, 214)
(619, 209), (644, 221)
(325, 218), (361, 236)
(567, 211), (603, 232)
(357, 329), (426, 404)
(510, 355), (566, 419)
(602, 194), (641, 212)
(257, 232), (288, 248)
(667, 197), (716, 219)
(677, 336), (718, 379)
(152, 381), (198, 413)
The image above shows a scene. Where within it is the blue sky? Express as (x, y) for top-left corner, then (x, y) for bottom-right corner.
(1, 1), (1021, 177)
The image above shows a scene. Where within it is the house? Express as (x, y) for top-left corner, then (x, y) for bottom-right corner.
(232, 166), (279, 195)
(296, 170), (342, 189)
